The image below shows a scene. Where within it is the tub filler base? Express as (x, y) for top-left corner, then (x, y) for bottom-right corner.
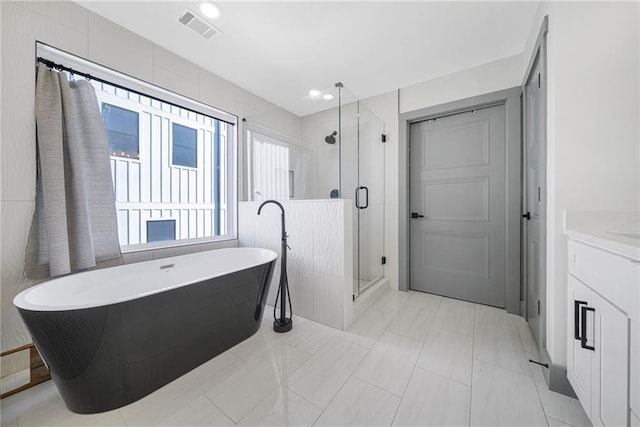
(15, 249), (276, 414)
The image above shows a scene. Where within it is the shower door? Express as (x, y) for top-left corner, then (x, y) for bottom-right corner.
(350, 101), (386, 298)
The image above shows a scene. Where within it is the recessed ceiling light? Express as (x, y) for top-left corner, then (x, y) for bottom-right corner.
(309, 90), (320, 97)
(200, 1), (221, 19)
(323, 94), (334, 100)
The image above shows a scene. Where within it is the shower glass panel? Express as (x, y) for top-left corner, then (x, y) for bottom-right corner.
(356, 102), (385, 297)
(339, 87), (386, 299)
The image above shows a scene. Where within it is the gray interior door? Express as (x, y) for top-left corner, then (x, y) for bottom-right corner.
(524, 50), (545, 349)
(409, 104), (506, 307)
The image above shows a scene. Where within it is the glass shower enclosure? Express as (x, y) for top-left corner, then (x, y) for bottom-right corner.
(338, 86), (386, 299)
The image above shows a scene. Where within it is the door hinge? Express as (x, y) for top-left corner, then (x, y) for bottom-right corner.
(537, 300), (541, 316)
(381, 133), (387, 143)
(538, 73), (541, 88)
(381, 256), (387, 265)
(538, 187), (541, 202)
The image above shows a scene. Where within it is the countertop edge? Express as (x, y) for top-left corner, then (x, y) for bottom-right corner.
(563, 211), (640, 261)
(564, 228), (640, 261)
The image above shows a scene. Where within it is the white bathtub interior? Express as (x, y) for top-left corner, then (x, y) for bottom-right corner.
(13, 248), (277, 311)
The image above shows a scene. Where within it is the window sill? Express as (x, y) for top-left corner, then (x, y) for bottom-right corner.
(120, 235), (237, 254)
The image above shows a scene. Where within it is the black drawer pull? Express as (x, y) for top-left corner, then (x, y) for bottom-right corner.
(580, 305), (595, 351)
(574, 300), (587, 340)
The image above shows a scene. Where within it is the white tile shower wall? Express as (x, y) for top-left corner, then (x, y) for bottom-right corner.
(238, 200), (353, 330)
(0, 0), (304, 352)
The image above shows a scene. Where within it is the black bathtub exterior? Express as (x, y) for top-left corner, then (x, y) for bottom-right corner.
(16, 260), (275, 414)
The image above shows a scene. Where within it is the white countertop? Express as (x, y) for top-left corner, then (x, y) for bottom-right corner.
(564, 211), (640, 261)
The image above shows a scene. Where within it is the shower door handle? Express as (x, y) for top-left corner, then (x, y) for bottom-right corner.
(355, 186), (369, 209)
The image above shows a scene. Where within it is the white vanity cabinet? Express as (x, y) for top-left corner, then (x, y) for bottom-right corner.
(566, 238), (639, 427)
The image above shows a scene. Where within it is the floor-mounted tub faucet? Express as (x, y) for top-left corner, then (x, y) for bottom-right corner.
(257, 200), (292, 332)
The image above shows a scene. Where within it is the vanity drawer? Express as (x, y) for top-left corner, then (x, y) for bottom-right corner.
(568, 239), (639, 318)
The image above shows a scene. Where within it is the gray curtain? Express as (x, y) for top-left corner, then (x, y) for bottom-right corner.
(25, 64), (123, 279)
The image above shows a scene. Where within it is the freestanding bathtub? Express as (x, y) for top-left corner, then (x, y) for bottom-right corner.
(14, 247), (276, 414)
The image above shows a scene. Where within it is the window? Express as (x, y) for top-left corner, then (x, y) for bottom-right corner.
(146, 220), (176, 243)
(95, 85), (234, 247)
(172, 123), (197, 168)
(36, 44), (238, 250)
(102, 103), (139, 159)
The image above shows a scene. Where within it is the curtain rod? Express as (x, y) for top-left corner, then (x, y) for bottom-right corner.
(36, 57), (237, 127)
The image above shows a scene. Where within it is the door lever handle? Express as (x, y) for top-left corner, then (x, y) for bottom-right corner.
(411, 212), (424, 219)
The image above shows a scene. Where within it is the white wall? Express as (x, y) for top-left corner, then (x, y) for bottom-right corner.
(399, 54), (524, 114)
(0, 1), (303, 352)
(524, 1), (640, 367)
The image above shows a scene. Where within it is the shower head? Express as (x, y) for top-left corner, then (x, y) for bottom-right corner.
(325, 131), (337, 144)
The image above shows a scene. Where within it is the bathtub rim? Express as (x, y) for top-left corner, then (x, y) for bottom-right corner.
(14, 247), (277, 312)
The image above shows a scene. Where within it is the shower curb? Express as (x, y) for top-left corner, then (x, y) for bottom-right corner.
(353, 278), (390, 321)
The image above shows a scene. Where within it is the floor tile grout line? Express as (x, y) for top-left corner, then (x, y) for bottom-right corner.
(388, 296), (443, 426)
(478, 309), (550, 426)
(384, 292), (442, 343)
(382, 292), (412, 335)
(201, 393), (236, 425)
(352, 374), (406, 399)
(470, 357), (532, 378)
(411, 365), (472, 389)
(342, 291), (412, 348)
(310, 334), (378, 425)
(527, 363), (554, 425)
(382, 329), (430, 347)
(205, 342), (310, 424)
(473, 324), (534, 377)
(117, 409), (129, 427)
(281, 384), (324, 412)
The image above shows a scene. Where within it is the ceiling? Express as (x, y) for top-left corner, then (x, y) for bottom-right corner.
(77, 1), (539, 117)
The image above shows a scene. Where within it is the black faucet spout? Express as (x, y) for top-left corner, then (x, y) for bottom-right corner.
(257, 200), (286, 241)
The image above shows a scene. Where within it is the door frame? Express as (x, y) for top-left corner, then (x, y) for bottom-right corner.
(522, 15), (551, 375)
(399, 87), (522, 314)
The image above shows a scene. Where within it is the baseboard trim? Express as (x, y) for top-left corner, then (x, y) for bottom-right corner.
(538, 349), (577, 399)
(549, 364), (577, 398)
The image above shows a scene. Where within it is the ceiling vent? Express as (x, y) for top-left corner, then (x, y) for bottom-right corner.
(178, 9), (221, 40)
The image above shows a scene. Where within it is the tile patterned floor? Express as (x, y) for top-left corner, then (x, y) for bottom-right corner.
(0, 289), (592, 426)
